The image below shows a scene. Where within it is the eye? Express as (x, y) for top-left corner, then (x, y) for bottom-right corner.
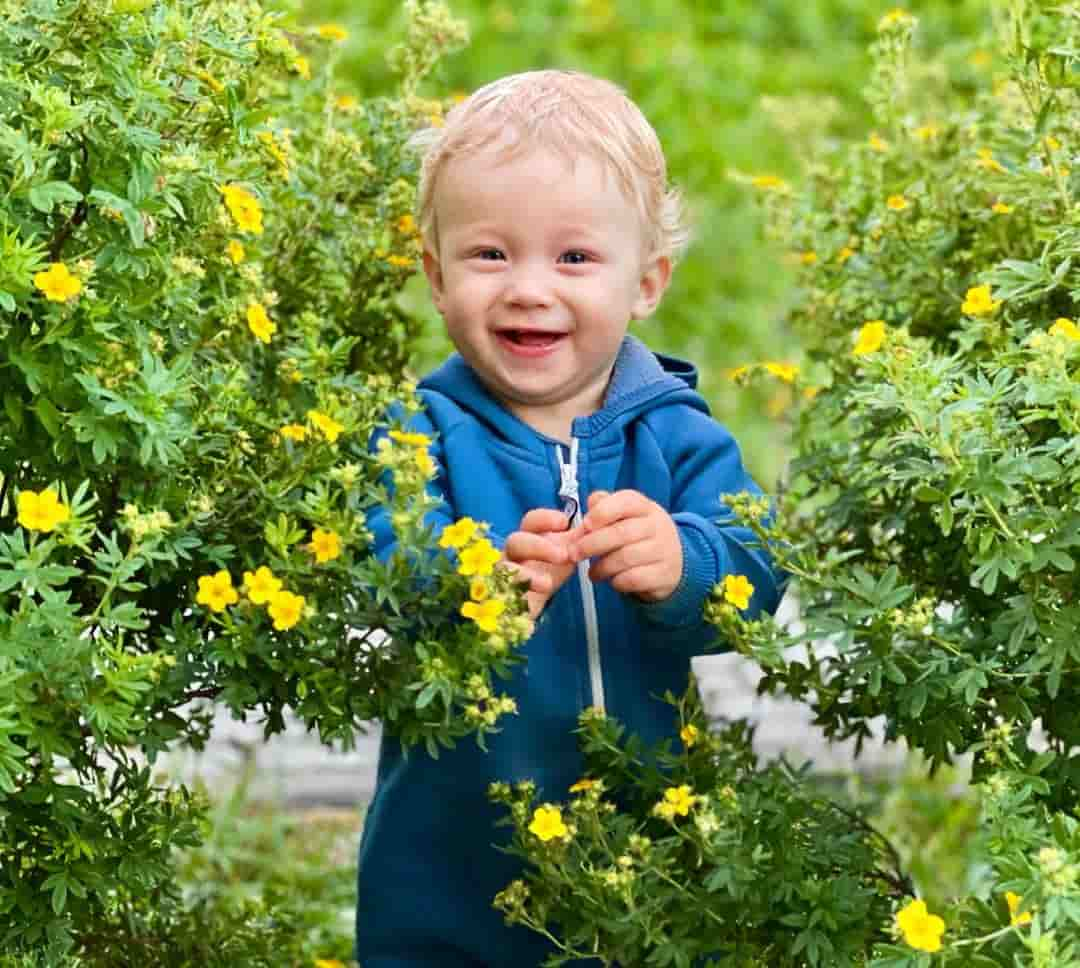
(476, 248), (505, 261)
(559, 250), (590, 265)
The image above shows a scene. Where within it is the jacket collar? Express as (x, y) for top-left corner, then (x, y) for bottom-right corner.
(418, 336), (702, 447)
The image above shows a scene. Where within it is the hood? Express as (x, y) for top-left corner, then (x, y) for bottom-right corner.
(418, 336), (705, 448)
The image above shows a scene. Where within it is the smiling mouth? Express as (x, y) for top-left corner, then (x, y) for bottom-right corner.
(498, 330), (567, 346)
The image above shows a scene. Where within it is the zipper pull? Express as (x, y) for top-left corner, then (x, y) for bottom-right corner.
(556, 438), (581, 522)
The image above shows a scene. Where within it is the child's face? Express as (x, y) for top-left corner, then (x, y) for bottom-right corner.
(423, 146), (670, 427)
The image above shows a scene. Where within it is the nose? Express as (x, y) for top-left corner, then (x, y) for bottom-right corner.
(503, 262), (553, 310)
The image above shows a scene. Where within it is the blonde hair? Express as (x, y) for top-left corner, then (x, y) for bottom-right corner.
(412, 70), (688, 261)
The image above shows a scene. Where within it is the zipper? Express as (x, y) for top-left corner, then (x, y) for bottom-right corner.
(556, 437), (606, 714)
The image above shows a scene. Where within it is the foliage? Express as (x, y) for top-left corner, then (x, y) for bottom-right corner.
(0, 779), (361, 967)
(708, 1), (1080, 963)
(491, 686), (903, 968)
(0, 0), (534, 956)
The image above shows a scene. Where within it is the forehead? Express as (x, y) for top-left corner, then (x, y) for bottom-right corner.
(434, 146), (641, 232)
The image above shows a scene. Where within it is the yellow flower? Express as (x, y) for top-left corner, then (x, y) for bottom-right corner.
(1045, 135), (1062, 152)
(914, 123), (940, 141)
(439, 517), (480, 549)
(219, 184), (264, 235)
(1005, 891), (1032, 926)
(293, 56), (311, 80)
(246, 302), (276, 343)
(396, 214), (417, 235)
(968, 49), (991, 68)
(853, 320), (887, 356)
(34, 262), (82, 303)
(334, 94), (359, 111)
(725, 364), (751, 381)
(17, 489), (71, 532)
(226, 240), (246, 264)
(962, 284), (1000, 317)
(1049, 318), (1080, 341)
(569, 778), (598, 794)
(528, 805), (569, 842)
(243, 566), (283, 605)
(799, 250), (818, 265)
(387, 254), (414, 268)
(654, 784), (697, 820)
(316, 23), (348, 41)
(457, 539), (501, 577)
(461, 598), (506, 632)
(763, 362), (798, 383)
(279, 423), (308, 442)
(991, 201), (1012, 214)
(309, 528), (342, 564)
(895, 898), (945, 953)
(680, 724), (700, 747)
(314, 960), (346, 968)
(751, 174), (788, 191)
(886, 194), (909, 211)
(469, 579), (490, 602)
(196, 570), (239, 613)
(975, 148), (1007, 174)
(878, 8), (912, 29)
(836, 246), (855, 264)
(307, 410), (344, 443)
(268, 589), (305, 630)
(388, 429), (432, 448)
(722, 574), (755, 610)
(415, 451), (435, 476)
(868, 132), (890, 152)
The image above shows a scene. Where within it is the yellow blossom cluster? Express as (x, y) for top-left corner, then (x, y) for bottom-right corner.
(196, 565), (308, 631)
(387, 428), (435, 475)
(726, 362), (798, 384)
(17, 488), (71, 533)
(309, 527), (342, 563)
(1005, 891), (1033, 927)
(308, 409), (345, 443)
(33, 262), (82, 303)
(680, 724), (700, 747)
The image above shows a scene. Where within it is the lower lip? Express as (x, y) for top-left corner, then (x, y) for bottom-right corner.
(495, 332), (567, 358)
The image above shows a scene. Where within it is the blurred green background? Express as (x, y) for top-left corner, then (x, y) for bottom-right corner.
(304, 0), (992, 484)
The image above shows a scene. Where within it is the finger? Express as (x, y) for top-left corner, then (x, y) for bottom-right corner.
(500, 558), (553, 594)
(505, 531), (570, 565)
(586, 538), (658, 583)
(586, 490), (609, 511)
(573, 516), (653, 562)
(519, 508), (571, 534)
(582, 489), (653, 533)
(609, 563), (670, 598)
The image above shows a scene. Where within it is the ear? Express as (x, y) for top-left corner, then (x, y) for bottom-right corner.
(423, 248), (446, 313)
(630, 255), (672, 320)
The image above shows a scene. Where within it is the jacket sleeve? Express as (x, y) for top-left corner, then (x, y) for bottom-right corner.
(631, 407), (787, 652)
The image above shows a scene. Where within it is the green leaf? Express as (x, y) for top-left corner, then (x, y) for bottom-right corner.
(28, 180), (83, 214)
(0, 290), (14, 312)
(33, 396), (62, 438)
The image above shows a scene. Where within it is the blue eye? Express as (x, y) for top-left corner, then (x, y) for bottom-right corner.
(560, 251), (589, 264)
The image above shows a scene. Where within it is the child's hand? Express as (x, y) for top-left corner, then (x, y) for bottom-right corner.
(571, 490), (683, 602)
(503, 508), (581, 619)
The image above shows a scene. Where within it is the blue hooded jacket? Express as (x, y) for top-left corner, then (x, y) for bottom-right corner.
(355, 336), (785, 968)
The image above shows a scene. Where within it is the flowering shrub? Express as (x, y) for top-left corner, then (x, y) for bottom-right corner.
(711, 1), (1080, 963)
(0, 0), (538, 957)
(491, 687), (901, 967)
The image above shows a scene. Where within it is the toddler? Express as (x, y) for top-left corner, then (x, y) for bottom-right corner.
(356, 69), (786, 968)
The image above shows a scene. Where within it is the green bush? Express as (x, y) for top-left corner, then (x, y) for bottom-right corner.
(715, 1), (1080, 962)
(0, 0), (537, 956)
